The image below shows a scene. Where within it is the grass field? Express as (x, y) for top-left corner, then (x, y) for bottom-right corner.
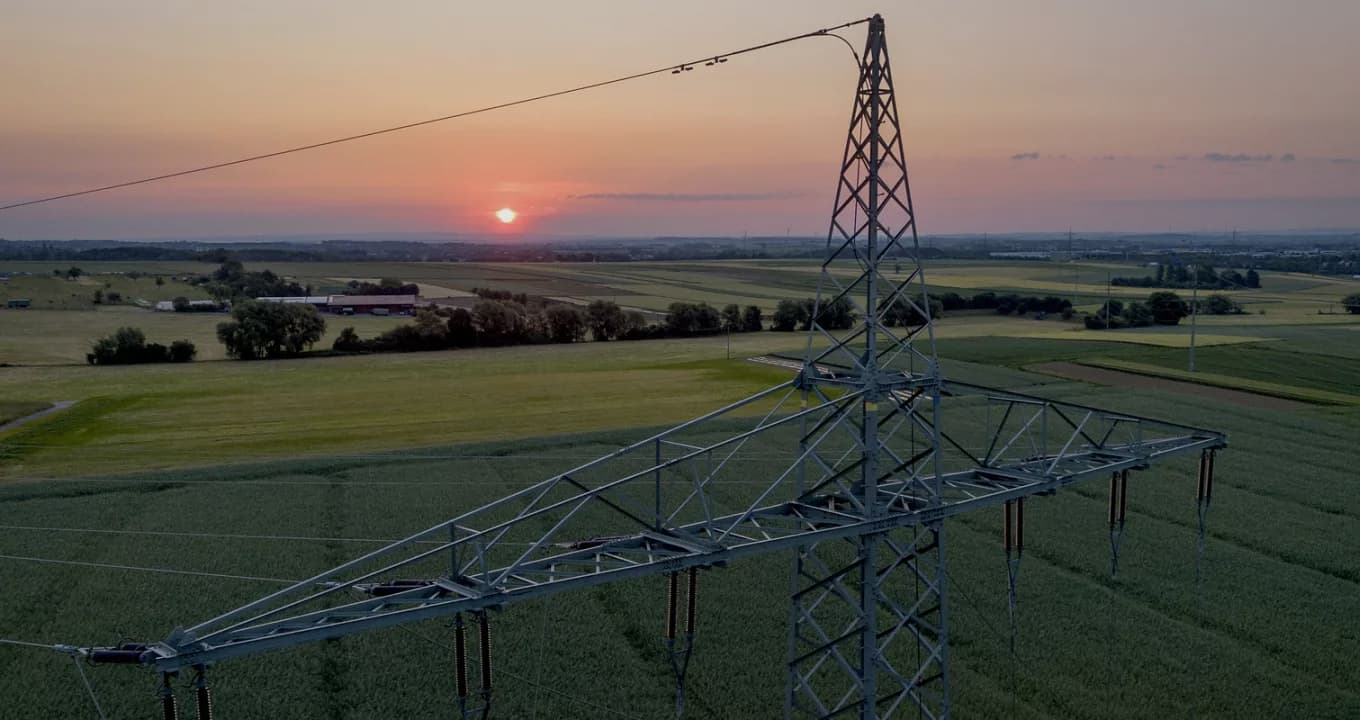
(0, 306), (410, 365)
(1, 365), (1357, 718)
(0, 272), (209, 311)
(2, 257), (1358, 717)
(0, 334), (815, 480)
(0, 401), (49, 427)
(4, 258), (1358, 367)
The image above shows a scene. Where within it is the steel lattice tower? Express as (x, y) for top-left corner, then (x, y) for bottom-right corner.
(77, 15), (1225, 720)
(787, 16), (950, 718)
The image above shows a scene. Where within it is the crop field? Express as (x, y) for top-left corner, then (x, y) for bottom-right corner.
(2, 257), (1358, 718)
(0, 307), (410, 365)
(0, 401), (49, 427)
(2, 360), (1358, 719)
(0, 334), (814, 480)
(0, 272), (209, 311)
(8, 257), (1357, 367)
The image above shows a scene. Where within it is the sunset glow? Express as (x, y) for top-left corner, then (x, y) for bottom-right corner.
(1, 1), (1358, 238)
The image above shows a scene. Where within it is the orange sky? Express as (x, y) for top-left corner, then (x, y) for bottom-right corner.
(3, 0), (1359, 239)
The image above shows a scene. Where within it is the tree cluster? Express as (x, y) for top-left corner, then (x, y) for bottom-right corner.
(771, 297), (857, 332)
(1113, 264), (1260, 290)
(343, 278), (419, 296)
(968, 293), (1073, 316)
(217, 301), (326, 360)
(87, 327), (195, 365)
(1083, 291), (1189, 329)
(333, 300), (765, 355)
(1344, 293), (1360, 315)
(1198, 294), (1245, 315)
(196, 260), (309, 302)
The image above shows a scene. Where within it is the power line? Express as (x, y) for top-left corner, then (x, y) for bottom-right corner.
(0, 553), (297, 584)
(0, 637), (66, 651)
(0, 18), (869, 213)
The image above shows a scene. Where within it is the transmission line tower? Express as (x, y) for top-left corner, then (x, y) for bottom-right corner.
(77, 15), (1225, 720)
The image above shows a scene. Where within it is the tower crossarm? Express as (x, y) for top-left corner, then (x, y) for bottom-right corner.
(115, 393), (1221, 673)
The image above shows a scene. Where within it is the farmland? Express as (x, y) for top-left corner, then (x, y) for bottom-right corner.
(4, 258), (1356, 366)
(1, 356), (1358, 718)
(1, 257), (1359, 718)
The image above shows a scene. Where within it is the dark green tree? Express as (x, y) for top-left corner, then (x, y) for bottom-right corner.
(741, 305), (763, 332)
(1343, 292), (1360, 315)
(585, 300), (625, 341)
(544, 305), (586, 343)
(1246, 269), (1261, 288)
(1145, 291), (1188, 325)
(771, 299), (808, 332)
(447, 308), (477, 347)
(216, 301), (325, 360)
(332, 327), (363, 351)
(472, 300), (526, 346)
(721, 304), (743, 333)
(1202, 294), (1242, 315)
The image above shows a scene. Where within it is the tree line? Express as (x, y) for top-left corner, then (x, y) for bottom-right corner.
(1112, 264), (1260, 290)
(332, 299), (769, 355)
(1082, 290), (1247, 330)
(87, 327), (196, 365)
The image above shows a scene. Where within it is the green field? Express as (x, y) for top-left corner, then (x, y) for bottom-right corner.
(0, 401), (49, 427)
(0, 271), (209, 311)
(6, 257), (1356, 367)
(2, 360), (1358, 718)
(2, 257), (1359, 718)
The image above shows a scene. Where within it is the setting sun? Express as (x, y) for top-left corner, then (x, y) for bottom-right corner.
(495, 207), (517, 224)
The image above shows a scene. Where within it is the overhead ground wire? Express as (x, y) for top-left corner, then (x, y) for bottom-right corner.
(0, 18), (869, 213)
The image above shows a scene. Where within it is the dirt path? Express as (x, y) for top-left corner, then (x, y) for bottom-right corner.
(1030, 362), (1307, 411)
(0, 401), (75, 434)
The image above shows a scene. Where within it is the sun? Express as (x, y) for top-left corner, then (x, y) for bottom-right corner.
(495, 207), (517, 224)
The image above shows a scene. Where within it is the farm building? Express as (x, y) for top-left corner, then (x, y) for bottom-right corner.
(6, 298), (32, 309)
(153, 300), (221, 312)
(256, 296), (332, 310)
(326, 295), (417, 315)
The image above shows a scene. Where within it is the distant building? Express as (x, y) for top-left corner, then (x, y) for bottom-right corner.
(251, 294), (417, 315)
(153, 300), (221, 312)
(256, 296), (331, 310)
(6, 298), (31, 309)
(327, 295), (417, 316)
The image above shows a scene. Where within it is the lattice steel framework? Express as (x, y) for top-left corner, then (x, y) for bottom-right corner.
(80, 15), (1225, 720)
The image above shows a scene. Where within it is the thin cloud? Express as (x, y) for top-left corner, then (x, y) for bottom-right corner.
(1280, 153), (1296, 162)
(571, 191), (804, 202)
(1330, 157), (1359, 165)
(1203, 152), (1273, 162)
(1153, 163), (1167, 170)
(1010, 152), (1040, 160)
(1102, 155), (1117, 161)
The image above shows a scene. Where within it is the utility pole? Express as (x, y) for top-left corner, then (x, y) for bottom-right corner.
(1189, 262), (1199, 372)
(1070, 229), (1078, 309)
(1105, 271), (1112, 328)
